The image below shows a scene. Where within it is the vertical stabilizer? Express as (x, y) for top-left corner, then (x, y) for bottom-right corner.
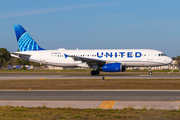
(13, 25), (45, 51)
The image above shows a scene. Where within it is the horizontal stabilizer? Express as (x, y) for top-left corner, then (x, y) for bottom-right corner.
(11, 52), (31, 59)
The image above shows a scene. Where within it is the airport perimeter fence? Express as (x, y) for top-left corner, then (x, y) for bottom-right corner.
(1, 65), (43, 70)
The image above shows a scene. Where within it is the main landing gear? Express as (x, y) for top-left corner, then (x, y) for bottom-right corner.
(91, 70), (100, 75)
(148, 67), (153, 75)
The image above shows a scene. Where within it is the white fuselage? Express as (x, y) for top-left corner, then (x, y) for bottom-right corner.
(11, 49), (172, 67)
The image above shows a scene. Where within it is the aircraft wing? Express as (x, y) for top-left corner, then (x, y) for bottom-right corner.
(71, 56), (105, 63)
(67, 54), (116, 68)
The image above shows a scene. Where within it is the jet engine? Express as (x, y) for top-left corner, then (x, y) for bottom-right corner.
(99, 63), (126, 72)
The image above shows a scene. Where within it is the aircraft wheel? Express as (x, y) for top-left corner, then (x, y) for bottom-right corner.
(91, 70), (95, 75)
(149, 71), (153, 75)
(91, 70), (100, 75)
(95, 70), (100, 75)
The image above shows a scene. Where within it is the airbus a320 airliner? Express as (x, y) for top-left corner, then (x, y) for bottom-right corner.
(11, 25), (172, 75)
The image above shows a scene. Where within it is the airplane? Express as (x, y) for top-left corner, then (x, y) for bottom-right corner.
(11, 25), (172, 75)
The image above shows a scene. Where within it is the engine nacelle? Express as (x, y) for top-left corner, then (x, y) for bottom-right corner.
(100, 63), (126, 72)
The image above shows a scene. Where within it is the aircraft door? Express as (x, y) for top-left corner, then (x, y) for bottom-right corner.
(147, 51), (153, 60)
(40, 52), (46, 63)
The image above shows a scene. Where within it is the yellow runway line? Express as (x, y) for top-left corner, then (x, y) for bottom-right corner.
(98, 101), (115, 109)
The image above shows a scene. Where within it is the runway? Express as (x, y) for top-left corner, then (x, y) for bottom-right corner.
(0, 74), (180, 80)
(1, 74), (180, 109)
(1, 90), (180, 101)
(1, 90), (180, 110)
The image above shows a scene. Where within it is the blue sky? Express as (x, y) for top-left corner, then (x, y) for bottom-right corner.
(0, 0), (180, 57)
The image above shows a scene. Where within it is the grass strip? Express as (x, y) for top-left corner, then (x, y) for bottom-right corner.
(0, 106), (180, 120)
(0, 72), (180, 75)
(0, 69), (179, 73)
(1, 79), (180, 90)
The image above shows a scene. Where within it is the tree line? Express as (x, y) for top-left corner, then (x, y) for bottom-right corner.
(0, 48), (40, 68)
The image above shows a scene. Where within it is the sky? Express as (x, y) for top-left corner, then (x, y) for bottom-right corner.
(0, 0), (180, 57)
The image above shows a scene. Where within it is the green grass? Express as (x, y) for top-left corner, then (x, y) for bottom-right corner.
(0, 69), (179, 73)
(0, 106), (180, 120)
(1, 79), (180, 90)
(0, 70), (180, 76)
(0, 69), (91, 72)
(0, 69), (179, 76)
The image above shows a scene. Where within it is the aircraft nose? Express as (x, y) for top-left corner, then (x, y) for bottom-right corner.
(166, 57), (173, 64)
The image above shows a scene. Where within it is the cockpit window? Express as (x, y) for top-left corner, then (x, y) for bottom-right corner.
(158, 53), (167, 56)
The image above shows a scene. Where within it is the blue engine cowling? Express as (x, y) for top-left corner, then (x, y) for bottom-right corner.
(101, 63), (125, 72)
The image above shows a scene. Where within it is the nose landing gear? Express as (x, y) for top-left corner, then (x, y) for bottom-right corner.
(149, 71), (153, 75)
(148, 67), (153, 75)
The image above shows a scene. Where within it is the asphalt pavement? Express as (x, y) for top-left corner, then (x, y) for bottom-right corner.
(1, 90), (180, 101)
(0, 74), (180, 80)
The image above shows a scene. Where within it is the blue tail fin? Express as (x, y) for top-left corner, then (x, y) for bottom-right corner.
(13, 25), (45, 51)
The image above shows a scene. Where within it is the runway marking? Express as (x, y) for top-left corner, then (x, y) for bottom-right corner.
(105, 77), (110, 80)
(98, 101), (115, 109)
